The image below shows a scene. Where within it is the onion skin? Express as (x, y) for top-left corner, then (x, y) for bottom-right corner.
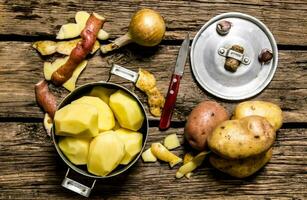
(101, 8), (165, 54)
(129, 8), (165, 46)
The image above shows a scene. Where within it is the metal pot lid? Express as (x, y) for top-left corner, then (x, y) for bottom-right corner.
(190, 12), (278, 100)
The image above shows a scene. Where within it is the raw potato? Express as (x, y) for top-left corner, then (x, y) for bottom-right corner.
(142, 148), (157, 162)
(233, 101), (283, 131)
(209, 148), (273, 178)
(32, 41), (57, 55)
(44, 57), (87, 91)
(54, 103), (99, 138)
(208, 116), (276, 159)
(109, 90), (144, 131)
(176, 151), (208, 179)
(87, 131), (125, 176)
(151, 143), (182, 167)
(43, 113), (53, 137)
(58, 137), (90, 165)
(72, 96), (115, 131)
(115, 128), (143, 165)
(184, 101), (229, 151)
(89, 86), (115, 104)
(164, 134), (180, 150)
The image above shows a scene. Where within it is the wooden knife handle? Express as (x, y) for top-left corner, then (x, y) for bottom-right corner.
(159, 74), (181, 130)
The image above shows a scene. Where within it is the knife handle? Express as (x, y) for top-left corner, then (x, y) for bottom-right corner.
(159, 74), (181, 130)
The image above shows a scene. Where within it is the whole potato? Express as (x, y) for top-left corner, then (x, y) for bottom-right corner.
(209, 148), (273, 178)
(208, 116), (275, 159)
(233, 101), (283, 131)
(184, 101), (229, 150)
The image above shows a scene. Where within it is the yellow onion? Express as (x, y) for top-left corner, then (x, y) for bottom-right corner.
(101, 8), (165, 53)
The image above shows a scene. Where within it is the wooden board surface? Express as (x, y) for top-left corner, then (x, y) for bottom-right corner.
(0, 122), (306, 199)
(0, 0), (306, 199)
(0, 41), (306, 122)
(0, 0), (307, 45)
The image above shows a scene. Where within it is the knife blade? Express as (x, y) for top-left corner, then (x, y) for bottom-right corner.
(159, 33), (190, 130)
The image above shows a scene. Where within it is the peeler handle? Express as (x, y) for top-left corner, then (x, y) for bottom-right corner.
(61, 168), (96, 197)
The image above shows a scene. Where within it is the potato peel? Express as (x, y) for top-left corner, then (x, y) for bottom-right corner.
(176, 151), (209, 179)
(151, 143), (182, 167)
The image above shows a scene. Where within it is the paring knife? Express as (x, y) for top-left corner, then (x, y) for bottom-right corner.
(159, 33), (190, 130)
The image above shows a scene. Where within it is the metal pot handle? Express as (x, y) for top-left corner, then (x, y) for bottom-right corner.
(109, 64), (139, 83)
(61, 168), (96, 197)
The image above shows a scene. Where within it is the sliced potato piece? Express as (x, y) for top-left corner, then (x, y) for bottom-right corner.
(59, 136), (90, 165)
(87, 131), (125, 176)
(72, 96), (115, 131)
(89, 86), (115, 104)
(164, 133), (180, 150)
(151, 143), (182, 167)
(109, 90), (144, 131)
(142, 148), (157, 162)
(115, 128), (143, 165)
(176, 151), (208, 179)
(54, 103), (99, 138)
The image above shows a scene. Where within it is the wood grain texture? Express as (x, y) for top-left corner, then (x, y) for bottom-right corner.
(0, 0), (307, 45)
(0, 122), (306, 199)
(0, 41), (306, 122)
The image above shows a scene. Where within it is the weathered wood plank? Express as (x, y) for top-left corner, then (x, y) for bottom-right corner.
(0, 122), (306, 199)
(0, 0), (307, 45)
(0, 41), (306, 122)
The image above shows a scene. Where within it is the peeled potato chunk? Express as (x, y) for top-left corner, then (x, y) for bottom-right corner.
(89, 86), (115, 104)
(109, 90), (144, 131)
(112, 121), (121, 131)
(87, 131), (125, 176)
(164, 133), (180, 150)
(151, 143), (182, 168)
(72, 96), (115, 131)
(142, 148), (157, 162)
(115, 128), (143, 165)
(59, 137), (90, 165)
(54, 103), (99, 138)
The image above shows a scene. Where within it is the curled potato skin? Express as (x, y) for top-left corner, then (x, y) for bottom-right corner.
(208, 116), (275, 160)
(184, 101), (229, 151)
(232, 100), (283, 131)
(209, 148), (273, 178)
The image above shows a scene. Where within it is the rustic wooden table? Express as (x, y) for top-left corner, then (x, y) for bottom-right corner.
(0, 1), (306, 199)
